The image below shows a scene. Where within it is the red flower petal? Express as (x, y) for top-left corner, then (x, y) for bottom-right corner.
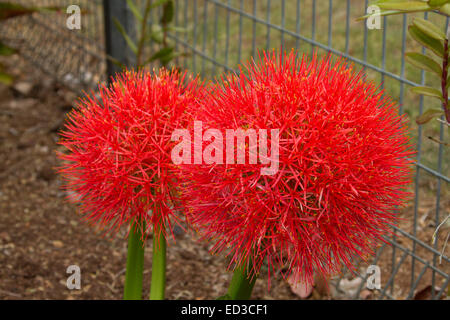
(58, 69), (203, 237)
(180, 51), (414, 286)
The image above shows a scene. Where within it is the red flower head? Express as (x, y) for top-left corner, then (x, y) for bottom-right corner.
(180, 51), (414, 286)
(58, 69), (202, 236)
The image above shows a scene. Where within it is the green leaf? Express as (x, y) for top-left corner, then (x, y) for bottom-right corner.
(405, 52), (442, 76)
(148, 24), (163, 43)
(126, 0), (142, 21)
(428, 0), (450, 7)
(149, 32), (163, 44)
(167, 26), (188, 33)
(143, 47), (182, 67)
(0, 3), (60, 20)
(358, 1), (434, 20)
(106, 55), (126, 70)
(160, 52), (175, 66)
(408, 25), (445, 58)
(358, 10), (401, 21)
(150, 0), (169, 9)
(410, 86), (444, 100)
(216, 294), (232, 300)
(160, 0), (174, 25)
(412, 18), (446, 41)
(439, 3), (450, 15)
(145, 47), (174, 65)
(373, 0), (420, 4)
(377, 1), (432, 11)
(0, 72), (13, 85)
(113, 17), (138, 54)
(416, 108), (445, 124)
(0, 3), (34, 20)
(0, 42), (17, 56)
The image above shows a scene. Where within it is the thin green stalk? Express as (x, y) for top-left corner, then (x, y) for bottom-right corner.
(149, 225), (166, 300)
(123, 219), (145, 300)
(136, 0), (152, 68)
(227, 262), (256, 300)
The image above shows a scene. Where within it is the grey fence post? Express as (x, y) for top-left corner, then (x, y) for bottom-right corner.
(103, 0), (136, 81)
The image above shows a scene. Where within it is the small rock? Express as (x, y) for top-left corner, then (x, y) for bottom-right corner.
(8, 98), (37, 110)
(287, 275), (314, 299)
(360, 289), (373, 300)
(8, 128), (19, 136)
(13, 81), (34, 96)
(339, 277), (363, 298)
(38, 146), (49, 154)
(0, 232), (11, 242)
(83, 284), (91, 293)
(52, 240), (64, 248)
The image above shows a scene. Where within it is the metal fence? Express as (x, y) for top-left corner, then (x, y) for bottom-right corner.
(1, 0), (448, 299)
(0, 0), (106, 90)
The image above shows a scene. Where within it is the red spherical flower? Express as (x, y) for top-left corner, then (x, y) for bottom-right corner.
(58, 69), (202, 236)
(180, 51), (414, 285)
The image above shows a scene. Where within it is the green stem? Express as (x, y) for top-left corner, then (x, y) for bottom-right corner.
(441, 38), (450, 124)
(227, 262), (257, 300)
(123, 219), (145, 300)
(149, 225), (166, 300)
(136, 0), (152, 68)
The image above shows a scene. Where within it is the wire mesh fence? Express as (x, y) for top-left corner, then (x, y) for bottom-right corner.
(1, 0), (448, 299)
(0, 0), (106, 90)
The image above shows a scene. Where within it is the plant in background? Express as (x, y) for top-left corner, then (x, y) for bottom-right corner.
(363, 1), (450, 285)
(113, 0), (183, 69)
(179, 51), (414, 299)
(0, 2), (60, 84)
(58, 69), (202, 299)
(0, 37), (16, 85)
(362, 0), (450, 145)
